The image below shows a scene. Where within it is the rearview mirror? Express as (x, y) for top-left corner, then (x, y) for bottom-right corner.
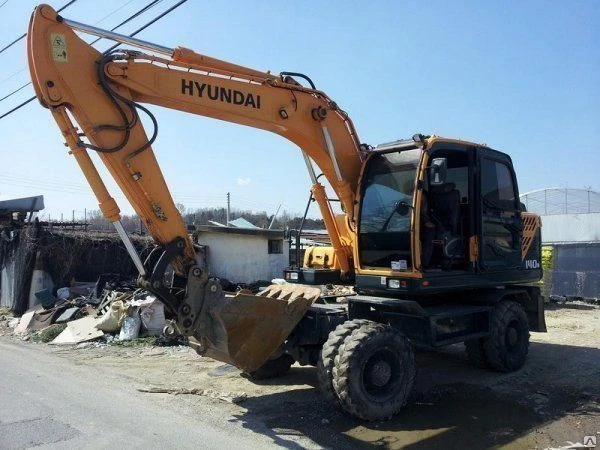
(429, 157), (448, 186)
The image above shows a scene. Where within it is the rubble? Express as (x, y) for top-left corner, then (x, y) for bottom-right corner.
(5, 273), (168, 347)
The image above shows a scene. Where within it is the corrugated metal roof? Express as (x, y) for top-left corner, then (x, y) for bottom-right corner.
(0, 195), (44, 213)
(228, 217), (260, 229)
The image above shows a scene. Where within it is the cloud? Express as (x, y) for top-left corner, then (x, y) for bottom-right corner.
(236, 177), (251, 186)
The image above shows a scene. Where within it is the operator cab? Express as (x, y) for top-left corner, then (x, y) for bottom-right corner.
(355, 136), (540, 295)
(357, 139), (473, 274)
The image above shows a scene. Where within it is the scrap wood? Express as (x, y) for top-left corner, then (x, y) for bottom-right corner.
(136, 386), (247, 404)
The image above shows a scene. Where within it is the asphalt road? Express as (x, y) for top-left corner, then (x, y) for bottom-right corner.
(0, 340), (290, 449)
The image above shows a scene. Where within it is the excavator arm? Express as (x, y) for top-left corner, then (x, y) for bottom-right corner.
(28, 5), (363, 275)
(27, 4), (363, 372)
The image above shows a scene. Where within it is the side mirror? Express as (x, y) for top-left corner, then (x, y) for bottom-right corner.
(429, 157), (448, 186)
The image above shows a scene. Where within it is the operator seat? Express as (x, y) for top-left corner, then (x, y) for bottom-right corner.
(428, 182), (465, 260)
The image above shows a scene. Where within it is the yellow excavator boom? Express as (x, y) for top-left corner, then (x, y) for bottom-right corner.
(27, 4), (363, 371)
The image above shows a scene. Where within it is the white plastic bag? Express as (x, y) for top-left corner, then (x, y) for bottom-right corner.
(131, 295), (165, 336)
(95, 300), (126, 332)
(119, 309), (141, 341)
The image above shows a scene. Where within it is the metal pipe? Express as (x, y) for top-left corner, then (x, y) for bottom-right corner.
(62, 18), (174, 56)
(321, 126), (343, 182)
(113, 221), (147, 276)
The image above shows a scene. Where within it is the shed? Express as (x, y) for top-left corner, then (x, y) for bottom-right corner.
(194, 225), (289, 284)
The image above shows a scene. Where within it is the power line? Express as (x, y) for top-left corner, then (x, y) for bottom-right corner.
(91, 0), (163, 46)
(0, 1), (154, 89)
(0, 1), (9, 10)
(0, 67), (26, 85)
(0, 95), (35, 120)
(104, 0), (188, 53)
(0, 0), (163, 104)
(0, 81), (30, 103)
(93, 0), (137, 26)
(0, 0), (165, 106)
(0, 0), (78, 55)
(0, 0), (188, 121)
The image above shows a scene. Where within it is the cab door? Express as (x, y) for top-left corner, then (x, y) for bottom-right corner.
(478, 149), (522, 271)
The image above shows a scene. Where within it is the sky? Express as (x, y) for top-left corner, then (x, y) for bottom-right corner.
(0, 0), (598, 222)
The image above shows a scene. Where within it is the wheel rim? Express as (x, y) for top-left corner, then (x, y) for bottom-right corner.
(362, 348), (402, 398)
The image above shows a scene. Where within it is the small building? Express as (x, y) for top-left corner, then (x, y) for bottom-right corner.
(194, 225), (289, 284)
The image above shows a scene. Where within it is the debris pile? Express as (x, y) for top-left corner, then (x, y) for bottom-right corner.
(4, 274), (179, 347)
(0, 224), (153, 315)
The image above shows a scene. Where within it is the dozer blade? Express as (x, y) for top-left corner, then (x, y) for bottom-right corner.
(189, 283), (321, 373)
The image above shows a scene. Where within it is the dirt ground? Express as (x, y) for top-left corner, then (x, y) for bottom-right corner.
(2, 303), (599, 449)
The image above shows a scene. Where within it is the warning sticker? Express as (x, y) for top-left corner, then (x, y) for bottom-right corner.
(51, 33), (67, 62)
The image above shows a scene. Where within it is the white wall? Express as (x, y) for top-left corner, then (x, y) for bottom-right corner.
(541, 212), (600, 244)
(196, 232), (289, 284)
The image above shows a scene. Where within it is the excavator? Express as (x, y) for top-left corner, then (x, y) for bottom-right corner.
(27, 4), (546, 421)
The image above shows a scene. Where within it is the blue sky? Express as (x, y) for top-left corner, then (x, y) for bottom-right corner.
(0, 0), (598, 221)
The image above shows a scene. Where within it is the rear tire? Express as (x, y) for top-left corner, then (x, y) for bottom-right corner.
(246, 354), (294, 380)
(317, 319), (371, 407)
(332, 322), (415, 421)
(483, 300), (529, 373)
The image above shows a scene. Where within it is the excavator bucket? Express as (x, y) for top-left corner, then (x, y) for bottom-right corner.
(189, 283), (321, 373)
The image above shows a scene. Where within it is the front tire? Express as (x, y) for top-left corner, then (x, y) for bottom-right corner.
(483, 300), (530, 372)
(332, 322), (415, 421)
(317, 319), (371, 407)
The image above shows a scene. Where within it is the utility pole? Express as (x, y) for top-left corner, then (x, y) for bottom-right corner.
(226, 192), (230, 226)
(72, 210), (75, 231)
(269, 204), (281, 229)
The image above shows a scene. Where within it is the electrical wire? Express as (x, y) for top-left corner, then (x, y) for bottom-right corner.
(0, 81), (30, 102)
(0, 0), (78, 55)
(90, 0), (163, 46)
(84, 0), (190, 153)
(0, 0), (188, 122)
(0, 95), (35, 120)
(0, 67), (26, 85)
(0, 0), (164, 104)
(104, 0), (188, 53)
(93, 0), (137, 26)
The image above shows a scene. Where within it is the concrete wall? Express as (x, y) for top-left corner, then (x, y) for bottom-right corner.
(195, 232), (289, 284)
(541, 212), (600, 244)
